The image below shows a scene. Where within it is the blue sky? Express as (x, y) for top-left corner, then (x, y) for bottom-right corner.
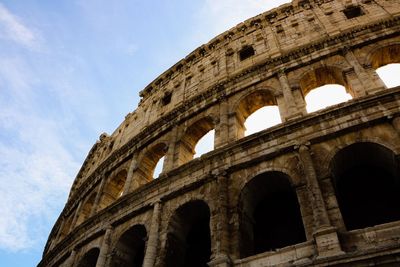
(0, 1), (292, 266)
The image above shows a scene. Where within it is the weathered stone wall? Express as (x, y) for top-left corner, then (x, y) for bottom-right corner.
(40, 0), (400, 266)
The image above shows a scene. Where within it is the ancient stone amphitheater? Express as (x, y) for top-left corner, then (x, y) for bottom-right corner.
(39, 0), (400, 266)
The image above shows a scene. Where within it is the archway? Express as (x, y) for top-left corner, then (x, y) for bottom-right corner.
(236, 90), (281, 138)
(300, 67), (352, 113)
(370, 44), (400, 88)
(76, 248), (100, 267)
(109, 225), (147, 267)
(98, 170), (127, 210)
(177, 117), (215, 166)
(376, 63), (400, 88)
(165, 200), (211, 267)
(135, 143), (167, 184)
(239, 171), (306, 258)
(75, 192), (96, 226)
(331, 142), (400, 230)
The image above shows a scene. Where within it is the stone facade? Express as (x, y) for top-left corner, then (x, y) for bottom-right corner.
(39, 0), (400, 266)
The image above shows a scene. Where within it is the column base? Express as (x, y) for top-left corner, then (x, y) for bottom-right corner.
(313, 226), (345, 259)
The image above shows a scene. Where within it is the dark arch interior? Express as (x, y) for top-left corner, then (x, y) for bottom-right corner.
(77, 248), (100, 267)
(165, 200), (211, 267)
(109, 225), (147, 267)
(332, 142), (400, 231)
(239, 171), (306, 258)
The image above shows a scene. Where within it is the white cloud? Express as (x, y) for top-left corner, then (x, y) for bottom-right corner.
(0, 57), (82, 251)
(0, 3), (39, 49)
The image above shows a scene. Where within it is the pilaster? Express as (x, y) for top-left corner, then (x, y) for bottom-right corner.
(209, 173), (232, 267)
(143, 201), (162, 267)
(297, 144), (344, 258)
(95, 226), (113, 267)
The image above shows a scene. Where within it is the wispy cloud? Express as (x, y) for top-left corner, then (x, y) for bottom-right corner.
(0, 50), (93, 252)
(0, 3), (40, 49)
(193, 0), (290, 42)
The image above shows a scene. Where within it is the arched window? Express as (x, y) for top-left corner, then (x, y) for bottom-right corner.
(98, 170), (127, 211)
(370, 44), (400, 88)
(305, 84), (352, 113)
(165, 200), (211, 267)
(239, 171), (306, 258)
(58, 215), (74, 241)
(177, 117), (215, 166)
(376, 63), (400, 88)
(153, 155), (165, 178)
(75, 193), (96, 226)
(236, 90), (281, 138)
(135, 143), (167, 186)
(300, 67), (352, 113)
(76, 248), (100, 267)
(331, 142), (400, 231)
(194, 129), (215, 158)
(109, 225), (147, 267)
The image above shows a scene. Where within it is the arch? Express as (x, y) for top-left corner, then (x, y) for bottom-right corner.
(369, 44), (400, 69)
(369, 44), (400, 88)
(98, 170), (127, 211)
(75, 192), (96, 226)
(76, 248), (100, 267)
(330, 142), (400, 231)
(58, 214), (74, 241)
(109, 224), (147, 267)
(299, 66), (352, 112)
(238, 171), (306, 258)
(165, 200), (211, 267)
(136, 142), (168, 183)
(235, 89), (280, 138)
(177, 117), (215, 166)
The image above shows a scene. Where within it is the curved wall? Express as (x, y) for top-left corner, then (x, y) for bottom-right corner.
(40, 0), (400, 266)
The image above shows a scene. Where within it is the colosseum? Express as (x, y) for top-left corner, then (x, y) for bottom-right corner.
(39, 0), (400, 266)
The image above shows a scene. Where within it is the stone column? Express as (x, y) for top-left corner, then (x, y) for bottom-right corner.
(163, 127), (178, 172)
(297, 144), (344, 258)
(122, 155), (138, 195)
(96, 226), (113, 267)
(343, 48), (385, 96)
(90, 176), (107, 217)
(215, 96), (229, 148)
(143, 201), (162, 267)
(209, 173), (232, 267)
(278, 70), (300, 120)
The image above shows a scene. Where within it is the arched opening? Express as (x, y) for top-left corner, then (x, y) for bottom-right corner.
(236, 90), (281, 138)
(98, 170), (127, 211)
(376, 64), (400, 88)
(331, 142), (400, 231)
(177, 117), (215, 166)
(58, 215), (74, 241)
(76, 248), (100, 267)
(153, 155), (165, 178)
(370, 44), (400, 88)
(75, 192), (96, 226)
(244, 106), (281, 136)
(109, 225), (147, 267)
(239, 171), (306, 258)
(165, 200), (211, 267)
(305, 84), (352, 113)
(194, 130), (215, 158)
(135, 143), (167, 185)
(300, 67), (353, 113)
